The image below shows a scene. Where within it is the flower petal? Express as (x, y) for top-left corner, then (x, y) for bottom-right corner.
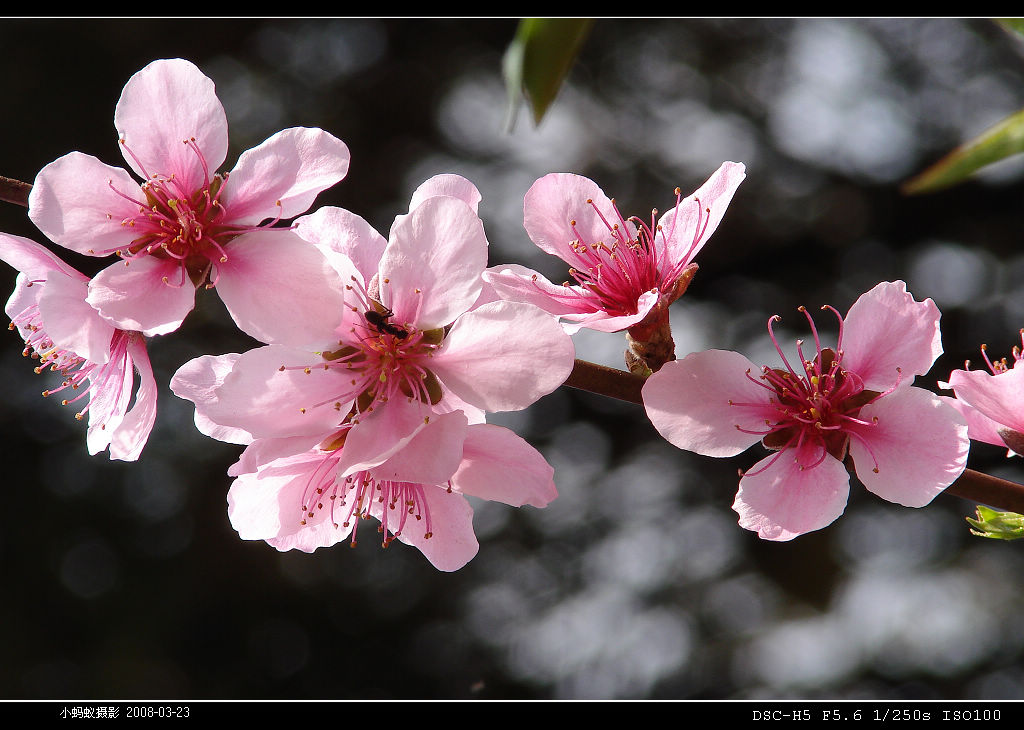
(450, 423), (558, 507)
(643, 349), (776, 458)
(939, 394), (1006, 448)
(37, 271), (116, 365)
(220, 127), (350, 225)
(733, 444), (850, 541)
(372, 411), (469, 485)
(215, 230), (349, 347)
(0, 232), (88, 282)
(294, 205), (387, 285)
(849, 386), (969, 507)
(430, 300), (575, 412)
(203, 345), (351, 440)
(408, 173), (482, 213)
(523, 173), (621, 267)
(380, 196), (488, 329)
(946, 365), (1024, 436)
(109, 334), (158, 461)
(169, 353), (253, 445)
(114, 58), (228, 189)
(658, 161), (746, 265)
(369, 485), (479, 572)
(841, 280), (942, 392)
(28, 152), (144, 257)
(87, 256), (196, 337)
(228, 451), (345, 546)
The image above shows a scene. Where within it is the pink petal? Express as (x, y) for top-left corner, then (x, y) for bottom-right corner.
(482, 264), (596, 316)
(380, 196), (488, 330)
(372, 411), (469, 485)
(332, 397), (433, 476)
(0, 232), (88, 282)
(294, 205), (387, 285)
(369, 485), (479, 571)
(848, 386), (969, 507)
(408, 173), (482, 213)
(643, 349), (777, 458)
(85, 340), (136, 457)
(560, 289), (660, 334)
(28, 152), (144, 257)
(229, 434), (326, 477)
(215, 230), (349, 347)
(86, 256), (196, 336)
(109, 334), (158, 461)
(658, 161), (746, 265)
(430, 300), (575, 412)
(114, 58), (228, 190)
(220, 127), (351, 225)
(228, 451), (343, 545)
(37, 272), (116, 365)
(450, 424), (557, 507)
(523, 173), (622, 267)
(169, 353), (253, 445)
(205, 345), (352, 439)
(733, 444), (851, 541)
(840, 281), (942, 392)
(946, 365), (1024, 436)
(939, 394), (1006, 448)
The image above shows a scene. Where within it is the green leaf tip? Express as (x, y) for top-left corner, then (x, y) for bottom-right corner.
(502, 18), (594, 130)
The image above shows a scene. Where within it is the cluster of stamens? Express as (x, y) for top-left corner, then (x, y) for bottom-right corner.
(538, 189), (711, 315)
(295, 441), (441, 546)
(976, 328), (1024, 374)
(97, 137), (282, 288)
(8, 285), (130, 425)
(731, 306), (899, 475)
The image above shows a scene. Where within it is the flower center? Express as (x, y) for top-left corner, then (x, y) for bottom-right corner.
(284, 277), (445, 425)
(733, 305), (895, 472)
(541, 189), (711, 316)
(100, 137), (282, 288)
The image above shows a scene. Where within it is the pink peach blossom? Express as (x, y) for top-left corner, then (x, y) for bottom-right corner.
(484, 162), (745, 334)
(643, 281), (969, 541)
(171, 175), (574, 565)
(0, 233), (156, 460)
(28, 58), (350, 340)
(944, 330), (1024, 454)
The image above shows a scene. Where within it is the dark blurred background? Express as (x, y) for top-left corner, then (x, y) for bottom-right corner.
(2, 18), (1024, 700)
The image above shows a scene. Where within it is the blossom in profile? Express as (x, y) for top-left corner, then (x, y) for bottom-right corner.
(484, 162), (744, 371)
(28, 58), (351, 341)
(643, 281), (969, 541)
(170, 175), (574, 566)
(943, 330), (1024, 455)
(0, 233), (156, 460)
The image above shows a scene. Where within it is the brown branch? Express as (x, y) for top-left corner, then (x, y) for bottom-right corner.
(564, 358), (1024, 514)
(0, 176), (30, 207)
(563, 358), (646, 405)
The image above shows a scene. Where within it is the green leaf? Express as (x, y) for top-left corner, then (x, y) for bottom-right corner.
(966, 505), (1024, 540)
(503, 18), (593, 129)
(902, 107), (1024, 194)
(997, 18), (1024, 37)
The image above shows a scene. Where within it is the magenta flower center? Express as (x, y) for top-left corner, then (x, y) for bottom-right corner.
(101, 138), (282, 287)
(545, 190), (710, 316)
(285, 277), (445, 425)
(734, 306), (894, 472)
